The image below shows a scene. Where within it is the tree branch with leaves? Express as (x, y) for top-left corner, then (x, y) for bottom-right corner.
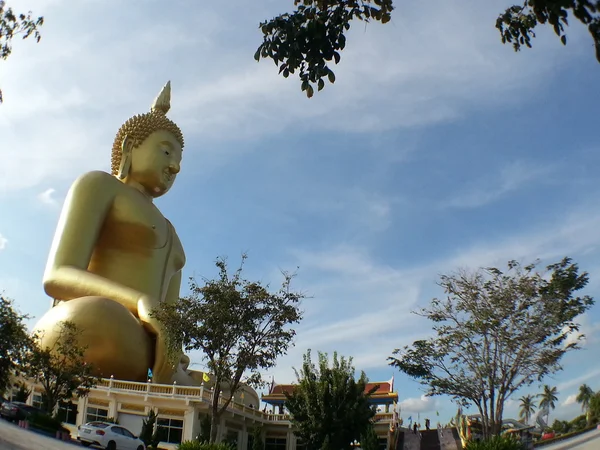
(257, 1), (599, 98)
(0, 1), (43, 104)
(388, 257), (594, 438)
(284, 350), (378, 450)
(0, 294), (31, 395)
(152, 254), (304, 443)
(24, 321), (98, 414)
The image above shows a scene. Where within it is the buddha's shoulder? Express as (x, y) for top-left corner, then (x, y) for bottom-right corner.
(69, 171), (122, 192)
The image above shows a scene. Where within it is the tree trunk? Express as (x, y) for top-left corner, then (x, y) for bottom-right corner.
(210, 388), (220, 443)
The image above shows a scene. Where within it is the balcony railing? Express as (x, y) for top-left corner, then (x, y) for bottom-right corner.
(93, 377), (395, 424)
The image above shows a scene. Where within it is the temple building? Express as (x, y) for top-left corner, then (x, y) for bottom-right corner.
(15, 375), (401, 450)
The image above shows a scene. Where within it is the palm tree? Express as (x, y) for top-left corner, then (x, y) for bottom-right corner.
(519, 395), (537, 425)
(576, 384), (595, 424)
(538, 385), (559, 426)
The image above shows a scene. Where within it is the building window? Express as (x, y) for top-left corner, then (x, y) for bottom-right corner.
(296, 440), (306, 450)
(58, 402), (78, 424)
(378, 438), (387, 450)
(32, 394), (43, 409)
(156, 417), (184, 444)
(86, 406), (108, 423)
(225, 430), (239, 449)
(247, 434), (254, 450)
(265, 437), (286, 450)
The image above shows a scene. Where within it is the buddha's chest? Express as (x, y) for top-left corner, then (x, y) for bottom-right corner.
(101, 194), (170, 250)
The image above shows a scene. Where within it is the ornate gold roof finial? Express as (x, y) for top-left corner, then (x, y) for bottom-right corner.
(151, 81), (171, 115)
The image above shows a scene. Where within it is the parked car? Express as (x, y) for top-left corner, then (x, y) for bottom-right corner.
(0, 401), (43, 422)
(77, 421), (146, 450)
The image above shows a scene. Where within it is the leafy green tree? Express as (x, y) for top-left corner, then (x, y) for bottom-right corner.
(551, 418), (569, 434)
(576, 383), (594, 424)
(589, 392), (600, 423)
(0, 1), (43, 103)
(257, 1), (599, 97)
(360, 423), (379, 450)
(569, 414), (587, 431)
(140, 409), (160, 448)
(0, 295), (31, 395)
(152, 254), (304, 443)
(12, 382), (31, 403)
(284, 350), (377, 450)
(538, 385), (558, 426)
(24, 320), (98, 414)
(388, 258), (594, 438)
(496, 0), (600, 62)
(198, 414), (212, 443)
(518, 395), (536, 425)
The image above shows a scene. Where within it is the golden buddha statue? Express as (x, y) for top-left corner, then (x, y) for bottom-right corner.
(33, 82), (195, 385)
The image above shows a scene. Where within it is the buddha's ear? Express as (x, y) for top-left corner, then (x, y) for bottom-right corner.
(117, 135), (134, 180)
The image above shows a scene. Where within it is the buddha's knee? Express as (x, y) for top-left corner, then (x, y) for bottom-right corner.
(32, 296), (153, 382)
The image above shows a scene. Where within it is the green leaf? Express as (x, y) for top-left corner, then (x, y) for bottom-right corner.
(318, 78), (325, 91)
(561, 34), (567, 45)
(328, 70), (336, 84)
(306, 84), (314, 98)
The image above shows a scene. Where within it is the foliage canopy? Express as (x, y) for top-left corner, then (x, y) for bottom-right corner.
(0, 1), (43, 103)
(389, 257), (593, 437)
(152, 254), (303, 442)
(257, 0), (600, 97)
(24, 320), (98, 414)
(284, 350), (377, 450)
(0, 295), (31, 395)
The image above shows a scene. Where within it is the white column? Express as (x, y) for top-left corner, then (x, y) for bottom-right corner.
(183, 407), (201, 441)
(107, 398), (118, 419)
(76, 397), (88, 426)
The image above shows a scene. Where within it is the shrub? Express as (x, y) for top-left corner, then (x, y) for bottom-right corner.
(197, 414), (211, 443)
(569, 414), (587, 431)
(12, 383), (31, 403)
(464, 435), (526, 450)
(140, 409), (159, 448)
(178, 442), (235, 450)
(28, 412), (70, 433)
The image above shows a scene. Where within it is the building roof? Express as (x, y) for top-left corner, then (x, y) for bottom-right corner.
(262, 378), (398, 405)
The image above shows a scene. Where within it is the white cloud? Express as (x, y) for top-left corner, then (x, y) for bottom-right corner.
(0, 233), (7, 250)
(37, 188), (57, 206)
(563, 394), (577, 406)
(442, 161), (555, 209)
(256, 197), (600, 385)
(557, 367), (600, 392)
(1, 0), (589, 194)
(400, 395), (440, 414)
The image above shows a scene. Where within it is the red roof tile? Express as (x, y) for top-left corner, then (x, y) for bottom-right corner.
(267, 381), (393, 396)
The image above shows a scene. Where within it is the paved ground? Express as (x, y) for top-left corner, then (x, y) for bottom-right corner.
(535, 429), (600, 450)
(0, 419), (79, 450)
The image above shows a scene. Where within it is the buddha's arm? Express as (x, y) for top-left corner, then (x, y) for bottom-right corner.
(43, 171), (142, 312)
(137, 270), (182, 330)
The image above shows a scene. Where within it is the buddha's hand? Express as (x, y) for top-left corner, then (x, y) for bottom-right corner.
(137, 296), (175, 384)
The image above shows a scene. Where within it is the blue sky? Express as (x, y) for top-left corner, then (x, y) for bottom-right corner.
(1, 0), (600, 426)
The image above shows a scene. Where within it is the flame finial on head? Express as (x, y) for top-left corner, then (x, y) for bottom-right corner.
(151, 81), (171, 115)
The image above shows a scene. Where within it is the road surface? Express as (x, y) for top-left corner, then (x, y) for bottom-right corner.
(537, 429), (600, 450)
(0, 418), (77, 450)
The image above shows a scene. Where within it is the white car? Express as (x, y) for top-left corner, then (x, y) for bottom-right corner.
(77, 421), (146, 450)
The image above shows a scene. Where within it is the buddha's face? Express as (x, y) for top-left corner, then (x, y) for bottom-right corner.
(128, 130), (182, 197)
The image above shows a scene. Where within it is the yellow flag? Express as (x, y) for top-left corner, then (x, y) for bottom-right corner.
(202, 372), (210, 382)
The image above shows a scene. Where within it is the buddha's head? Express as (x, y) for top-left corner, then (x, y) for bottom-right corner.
(111, 81), (184, 198)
